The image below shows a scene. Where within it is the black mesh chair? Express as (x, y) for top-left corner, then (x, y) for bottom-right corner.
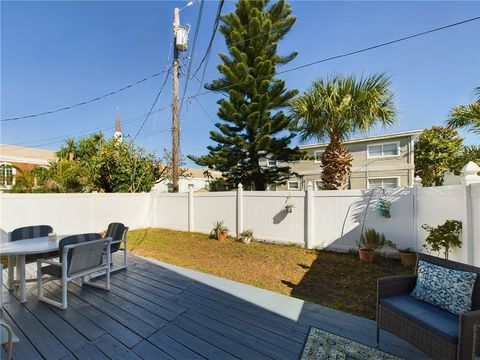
(105, 223), (129, 273)
(37, 233), (111, 309)
(7, 225), (56, 288)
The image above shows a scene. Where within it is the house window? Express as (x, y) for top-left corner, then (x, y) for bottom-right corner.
(167, 183), (174, 192)
(314, 150), (324, 164)
(367, 142), (400, 158)
(0, 163), (16, 188)
(287, 180), (300, 190)
(315, 180), (323, 190)
(188, 183), (195, 190)
(368, 177), (399, 189)
(267, 159), (277, 167)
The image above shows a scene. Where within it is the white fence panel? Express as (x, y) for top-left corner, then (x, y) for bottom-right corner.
(192, 192), (236, 234)
(312, 188), (414, 251)
(243, 192), (305, 245)
(0, 193), (150, 242)
(153, 193), (189, 230)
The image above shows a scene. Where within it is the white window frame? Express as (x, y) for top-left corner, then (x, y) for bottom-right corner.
(313, 150), (324, 164)
(366, 141), (400, 159)
(367, 176), (400, 189)
(267, 159), (277, 167)
(0, 163), (16, 188)
(314, 180), (323, 191)
(287, 180), (300, 191)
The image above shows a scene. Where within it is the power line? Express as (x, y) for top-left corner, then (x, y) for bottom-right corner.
(133, 64), (173, 140)
(180, 0), (204, 113)
(1, 69), (171, 122)
(8, 104), (172, 151)
(186, 16), (480, 100)
(190, 0), (224, 84)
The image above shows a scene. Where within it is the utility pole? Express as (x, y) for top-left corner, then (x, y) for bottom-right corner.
(172, 7), (180, 193)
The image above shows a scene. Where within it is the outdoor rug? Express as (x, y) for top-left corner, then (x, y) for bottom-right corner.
(300, 327), (403, 360)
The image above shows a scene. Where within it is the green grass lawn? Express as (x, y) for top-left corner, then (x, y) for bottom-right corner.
(128, 228), (413, 319)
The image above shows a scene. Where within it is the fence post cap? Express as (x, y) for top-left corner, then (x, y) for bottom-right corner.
(461, 161), (480, 176)
(461, 161), (480, 185)
(414, 176), (423, 188)
(237, 183), (243, 190)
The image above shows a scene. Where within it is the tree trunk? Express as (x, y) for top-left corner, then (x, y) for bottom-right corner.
(321, 139), (353, 190)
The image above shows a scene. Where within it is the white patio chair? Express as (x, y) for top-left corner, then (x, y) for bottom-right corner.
(37, 233), (112, 310)
(104, 223), (129, 273)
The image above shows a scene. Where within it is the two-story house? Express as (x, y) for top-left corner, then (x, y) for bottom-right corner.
(265, 130), (422, 191)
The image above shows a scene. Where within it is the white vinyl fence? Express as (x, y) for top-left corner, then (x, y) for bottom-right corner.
(1, 162), (479, 265)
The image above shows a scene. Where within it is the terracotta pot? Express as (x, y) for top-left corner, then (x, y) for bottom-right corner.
(218, 230), (227, 242)
(359, 249), (374, 262)
(399, 251), (416, 267)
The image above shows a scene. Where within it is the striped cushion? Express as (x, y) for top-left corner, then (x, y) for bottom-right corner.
(12, 225), (56, 263)
(11, 225), (53, 241)
(106, 223), (126, 252)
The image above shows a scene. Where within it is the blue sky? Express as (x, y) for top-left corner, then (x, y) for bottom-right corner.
(1, 1), (479, 166)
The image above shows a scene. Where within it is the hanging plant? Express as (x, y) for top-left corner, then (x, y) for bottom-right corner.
(377, 197), (391, 218)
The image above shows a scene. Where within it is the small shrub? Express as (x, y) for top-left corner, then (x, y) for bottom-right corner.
(357, 228), (386, 250)
(422, 220), (462, 259)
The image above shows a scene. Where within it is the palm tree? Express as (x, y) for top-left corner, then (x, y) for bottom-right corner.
(290, 74), (397, 189)
(446, 87), (480, 135)
(57, 138), (78, 161)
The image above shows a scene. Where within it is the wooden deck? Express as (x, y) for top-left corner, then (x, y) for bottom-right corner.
(1, 253), (428, 359)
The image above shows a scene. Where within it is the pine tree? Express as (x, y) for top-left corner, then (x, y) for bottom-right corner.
(190, 0), (302, 190)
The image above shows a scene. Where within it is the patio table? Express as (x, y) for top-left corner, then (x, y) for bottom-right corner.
(1, 236), (65, 303)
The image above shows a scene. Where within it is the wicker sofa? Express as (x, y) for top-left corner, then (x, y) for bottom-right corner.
(377, 253), (480, 360)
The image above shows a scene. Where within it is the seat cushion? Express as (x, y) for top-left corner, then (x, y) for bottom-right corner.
(380, 294), (459, 342)
(41, 264), (62, 278)
(411, 260), (477, 315)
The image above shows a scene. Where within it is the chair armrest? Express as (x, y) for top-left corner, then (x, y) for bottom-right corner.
(458, 310), (480, 360)
(377, 275), (417, 299)
(36, 258), (61, 267)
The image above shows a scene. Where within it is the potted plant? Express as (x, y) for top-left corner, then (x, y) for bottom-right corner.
(356, 228), (386, 262)
(422, 220), (462, 259)
(210, 220), (228, 241)
(398, 248), (417, 267)
(285, 201), (295, 213)
(239, 229), (255, 244)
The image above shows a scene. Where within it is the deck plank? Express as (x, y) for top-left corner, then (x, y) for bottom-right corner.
(3, 300), (71, 360)
(73, 343), (110, 360)
(132, 340), (175, 360)
(70, 281), (169, 328)
(1, 310), (43, 360)
(146, 330), (205, 359)
(43, 281), (143, 348)
(92, 333), (143, 360)
(21, 293), (89, 353)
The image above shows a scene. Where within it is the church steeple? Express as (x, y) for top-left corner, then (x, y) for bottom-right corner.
(114, 110), (123, 142)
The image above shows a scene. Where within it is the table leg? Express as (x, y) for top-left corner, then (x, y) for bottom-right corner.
(7, 255), (14, 290)
(17, 255), (26, 303)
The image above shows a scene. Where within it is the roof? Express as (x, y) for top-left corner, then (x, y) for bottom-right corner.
(0, 144), (56, 165)
(298, 129), (424, 150)
(186, 168), (222, 179)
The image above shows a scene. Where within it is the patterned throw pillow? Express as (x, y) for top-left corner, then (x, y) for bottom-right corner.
(411, 260), (477, 315)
